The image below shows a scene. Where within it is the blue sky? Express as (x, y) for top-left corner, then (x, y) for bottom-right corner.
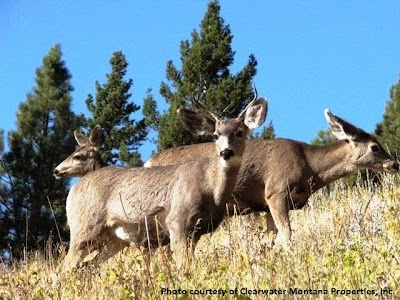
(1, 1), (399, 161)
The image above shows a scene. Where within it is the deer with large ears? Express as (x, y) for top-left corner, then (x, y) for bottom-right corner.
(58, 91), (267, 271)
(53, 125), (105, 179)
(145, 109), (399, 247)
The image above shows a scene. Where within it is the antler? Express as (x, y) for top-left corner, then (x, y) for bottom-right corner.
(238, 83), (258, 119)
(190, 93), (219, 122)
(222, 105), (235, 116)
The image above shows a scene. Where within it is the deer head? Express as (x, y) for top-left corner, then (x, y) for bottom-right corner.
(325, 109), (399, 173)
(178, 90), (267, 167)
(53, 125), (105, 179)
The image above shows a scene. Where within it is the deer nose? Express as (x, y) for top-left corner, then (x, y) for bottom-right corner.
(220, 149), (234, 160)
(53, 169), (62, 178)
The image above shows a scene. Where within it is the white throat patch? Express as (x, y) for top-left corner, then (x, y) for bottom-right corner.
(220, 155), (241, 168)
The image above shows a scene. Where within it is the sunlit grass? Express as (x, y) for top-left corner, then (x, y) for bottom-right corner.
(1, 174), (400, 299)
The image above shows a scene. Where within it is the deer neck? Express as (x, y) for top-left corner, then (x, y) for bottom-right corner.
(210, 156), (242, 207)
(96, 156), (106, 169)
(82, 154), (105, 175)
(308, 140), (356, 189)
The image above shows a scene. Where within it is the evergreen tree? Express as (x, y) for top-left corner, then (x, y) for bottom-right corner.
(86, 51), (147, 167)
(0, 130), (3, 154)
(0, 131), (7, 257)
(375, 78), (400, 157)
(0, 44), (83, 258)
(250, 121), (276, 139)
(311, 129), (335, 146)
(146, 0), (258, 151)
(142, 88), (159, 131)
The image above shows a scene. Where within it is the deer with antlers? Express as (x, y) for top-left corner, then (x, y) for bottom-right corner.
(145, 109), (399, 247)
(58, 90), (267, 271)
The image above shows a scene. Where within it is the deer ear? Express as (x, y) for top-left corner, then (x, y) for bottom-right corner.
(242, 98), (267, 129)
(89, 125), (105, 149)
(177, 108), (216, 136)
(74, 130), (88, 146)
(324, 109), (365, 141)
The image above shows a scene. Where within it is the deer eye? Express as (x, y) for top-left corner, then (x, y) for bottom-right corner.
(73, 154), (84, 161)
(235, 131), (244, 138)
(370, 144), (380, 152)
(212, 133), (219, 141)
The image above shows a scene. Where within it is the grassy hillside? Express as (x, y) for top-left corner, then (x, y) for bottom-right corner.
(1, 174), (400, 300)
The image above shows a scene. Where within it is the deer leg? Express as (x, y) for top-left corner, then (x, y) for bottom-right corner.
(187, 235), (200, 264)
(166, 220), (188, 270)
(57, 242), (90, 273)
(266, 211), (278, 234)
(261, 211), (278, 247)
(266, 193), (292, 250)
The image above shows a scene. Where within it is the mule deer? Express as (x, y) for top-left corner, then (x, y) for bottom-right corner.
(145, 109), (399, 246)
(53, 125), (105, 179)
(59, 92), (267, 271)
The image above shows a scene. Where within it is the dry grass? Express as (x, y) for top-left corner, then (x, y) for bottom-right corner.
(1, 174), (400, 300)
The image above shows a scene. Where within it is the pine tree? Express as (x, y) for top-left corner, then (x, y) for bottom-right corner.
(375, 78), (400, 156)
(0, 130), (3, 154)
(86, 51), (148, 167)
(0, 44), (83, 258)
(142, 88), (159, 131)
(311, 129), (335, 146)
(146, 0), (258, 151)
(250, 121), (276, 139)
(0, 132), (8, 257)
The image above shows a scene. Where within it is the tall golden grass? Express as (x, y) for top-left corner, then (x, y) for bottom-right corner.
(1, 173), (399, 299)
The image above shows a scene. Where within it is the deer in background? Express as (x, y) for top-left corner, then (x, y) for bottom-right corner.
(145, 109), (399, 247)
(58, 91), (267, 271)
(53, 125), (105, 179)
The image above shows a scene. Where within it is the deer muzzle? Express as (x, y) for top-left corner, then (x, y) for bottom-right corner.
(382, 161), (400, 173)
(220, 149), (235, 160)
(53, 168), (63, 179)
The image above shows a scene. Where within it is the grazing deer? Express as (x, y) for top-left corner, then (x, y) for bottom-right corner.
(53, 125), (105, 179)
(59, 92), (267, 271)
(145, 109), (399, 247)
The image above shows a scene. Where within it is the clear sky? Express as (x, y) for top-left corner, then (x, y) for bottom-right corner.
(1, 1), (399, 161)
